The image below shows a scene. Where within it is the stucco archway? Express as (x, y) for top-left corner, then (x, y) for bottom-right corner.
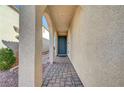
(42, 10), (55, 64)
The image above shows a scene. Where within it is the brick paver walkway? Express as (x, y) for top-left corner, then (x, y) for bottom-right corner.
(42, 56), (83, 87)
(0, 54), (83, 87)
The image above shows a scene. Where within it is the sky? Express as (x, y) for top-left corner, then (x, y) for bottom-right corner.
(42, 16), (49, 40)
(42, 16), (48, 29)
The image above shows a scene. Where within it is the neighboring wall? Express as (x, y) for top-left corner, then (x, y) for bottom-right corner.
(0, 6), (49, 53)
(68, 6), (124, 87)
(42, 38), (49, 52)
(0, 6), (19, 48)
(42, 26), (49, 52)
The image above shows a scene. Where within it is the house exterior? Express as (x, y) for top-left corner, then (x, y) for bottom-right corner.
(0, 6), (19, 49)
(1, 5), (124, 87)
(18, 5), (124, 87)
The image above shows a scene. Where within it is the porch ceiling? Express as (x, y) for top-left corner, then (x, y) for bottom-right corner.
(48, 5), (77, 34)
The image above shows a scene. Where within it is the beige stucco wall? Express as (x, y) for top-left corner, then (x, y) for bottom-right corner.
(68, 6), (124, 87)
(67, 28), (72, 60)
(0, 6), (19, 48)
(54, 30), (58, 56)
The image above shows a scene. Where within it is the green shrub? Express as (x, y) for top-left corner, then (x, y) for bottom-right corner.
(0, 48), (16, 71)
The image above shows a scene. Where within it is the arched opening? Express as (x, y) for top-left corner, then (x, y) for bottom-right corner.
(41, 10), (57, 86)
(41, 15), (50, 82)
(42, 16), (49, 40)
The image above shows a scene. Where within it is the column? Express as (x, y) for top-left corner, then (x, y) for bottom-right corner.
(55, 31), (58, 57)
(19, 6), (42, 87)
(49, 27), (54, 64)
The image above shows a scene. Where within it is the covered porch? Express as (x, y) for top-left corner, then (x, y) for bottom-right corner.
(18, 5), (124, 87)
(19, 5), (81, 87)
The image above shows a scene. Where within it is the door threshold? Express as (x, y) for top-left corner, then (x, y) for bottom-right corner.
(57, 54), (67, 57)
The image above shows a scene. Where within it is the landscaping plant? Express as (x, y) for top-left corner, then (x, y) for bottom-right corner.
(0, 48), (16, 71)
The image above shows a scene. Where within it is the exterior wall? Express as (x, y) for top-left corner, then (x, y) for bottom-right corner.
(67, 28), (72, 61)
(0, 6), (19, 48)
(54, 30), (58, 56)
(42, 38), (49, 52)
(42, 26), (49, 52)
(68, 6), (124, 86)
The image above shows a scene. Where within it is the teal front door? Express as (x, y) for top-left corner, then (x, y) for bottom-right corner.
(58, 36), (67, 55)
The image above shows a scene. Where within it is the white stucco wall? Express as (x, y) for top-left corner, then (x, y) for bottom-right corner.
(0, 6), (19, 48)
(0, 6), (49, 53)
(42, 26), (49, 52)
(68, 6), (124, 87)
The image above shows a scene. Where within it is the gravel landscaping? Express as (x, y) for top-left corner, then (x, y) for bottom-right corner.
(0, 68), (18, 87)
(0, 53), (49, 87)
